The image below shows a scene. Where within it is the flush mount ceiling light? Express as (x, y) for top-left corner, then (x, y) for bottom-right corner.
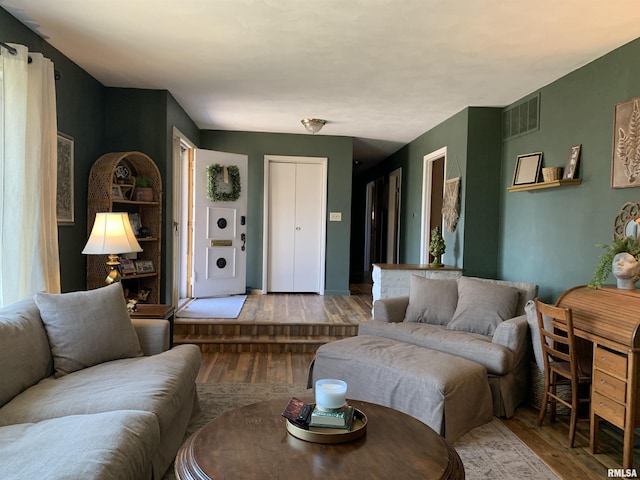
(301, 118), (326, 134)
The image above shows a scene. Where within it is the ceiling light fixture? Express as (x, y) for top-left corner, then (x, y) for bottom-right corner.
(301, 118), (326, 134)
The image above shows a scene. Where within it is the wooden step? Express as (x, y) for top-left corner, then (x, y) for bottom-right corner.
(173, 321), (359, 354)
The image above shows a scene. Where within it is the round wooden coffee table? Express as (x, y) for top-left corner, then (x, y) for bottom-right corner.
(175, 398), (464, 479)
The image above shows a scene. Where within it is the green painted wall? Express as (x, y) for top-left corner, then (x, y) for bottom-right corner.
(200, 131), (353, 295)
(353, 107), (502, 279)
(104, 88), (200, 301)
(499, 37), (640, 301)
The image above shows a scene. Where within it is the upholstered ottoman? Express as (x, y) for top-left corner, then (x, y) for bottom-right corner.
(310, 335), (493, 441)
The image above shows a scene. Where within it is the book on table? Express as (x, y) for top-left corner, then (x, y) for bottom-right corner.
(309, 405), (355, 429)
(281, 398), (356, 430)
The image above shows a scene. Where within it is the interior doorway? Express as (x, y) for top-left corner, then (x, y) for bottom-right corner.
(420, 147), (447, 264)
(363, 176), (386, 274)
(171, 129), (195, 308)
(386, 168), (402, 263)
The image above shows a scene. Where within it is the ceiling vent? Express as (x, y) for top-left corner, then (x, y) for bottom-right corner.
(503, 93), (540, 140)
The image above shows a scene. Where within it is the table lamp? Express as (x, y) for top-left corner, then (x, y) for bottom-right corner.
(82, 212), (143, 284)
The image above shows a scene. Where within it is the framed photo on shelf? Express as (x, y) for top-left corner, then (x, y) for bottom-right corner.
(512, 152), (543, 186)
(135, 259), (155, 274)
(118, 256), (136, 275)
(563, 144), (581, 179)
(129, 213), (141, 236)
(112, 184), (124, 200)
(56, 132), (74, 225)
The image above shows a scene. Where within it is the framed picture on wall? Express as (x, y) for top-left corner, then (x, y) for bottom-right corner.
(56, 132), (74, 225)
(512, 152), (542, 186)
(612, 96), (640, 188)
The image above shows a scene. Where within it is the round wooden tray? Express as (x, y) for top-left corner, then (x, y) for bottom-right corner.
(285, 408), (367, 444)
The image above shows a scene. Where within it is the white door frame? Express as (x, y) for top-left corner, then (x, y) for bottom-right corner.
(171, 127), (196, 308)
(363, 181), (374, 273)
(386, 168), (402, 263)
(420, 147), (447, 264)
(262, 155), (327, 294)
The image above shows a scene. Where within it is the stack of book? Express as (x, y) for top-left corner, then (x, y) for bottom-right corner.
(282, 397), (355, 430)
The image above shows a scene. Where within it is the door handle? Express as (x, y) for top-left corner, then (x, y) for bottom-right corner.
(241, 233), (246, 251)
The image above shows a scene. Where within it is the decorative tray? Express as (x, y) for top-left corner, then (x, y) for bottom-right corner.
(285, 408), (367, 444)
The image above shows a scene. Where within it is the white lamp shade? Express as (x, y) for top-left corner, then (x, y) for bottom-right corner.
(82, 212), (143, 255)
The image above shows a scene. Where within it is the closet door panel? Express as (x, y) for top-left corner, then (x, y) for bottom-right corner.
(293, 163), (323, 292)
(268, 162), (296, 291)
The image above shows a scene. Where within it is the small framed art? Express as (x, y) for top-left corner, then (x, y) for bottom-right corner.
(112, 184), (124, 200)
(56, 132), (74, 225)
(135, 260), (155, 274)
(512, 152), (543, 186)
(563, 145), (581, 180)
(118, 256), (136, 275)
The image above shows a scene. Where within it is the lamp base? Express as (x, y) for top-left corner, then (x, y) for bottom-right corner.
(105, 254), (121, 284)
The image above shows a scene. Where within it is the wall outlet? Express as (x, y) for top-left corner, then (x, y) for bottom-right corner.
(329, 212), (342, 222)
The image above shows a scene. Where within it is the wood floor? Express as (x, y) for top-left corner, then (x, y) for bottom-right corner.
(193, 283), (637, 479)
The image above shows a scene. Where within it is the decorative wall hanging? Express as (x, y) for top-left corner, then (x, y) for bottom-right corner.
(442, 177), (461, 233)
(56, 132), (74, 225)
(612, 96), (640, 188)
(207, 164), (241, 202)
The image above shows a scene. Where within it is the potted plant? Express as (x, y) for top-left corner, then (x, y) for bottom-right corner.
(429, 226), (446, 267)
(589, 236), (640, 288)
(134, 176), (154, 202)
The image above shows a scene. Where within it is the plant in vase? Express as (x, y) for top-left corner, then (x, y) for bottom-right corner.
(589, 236), (640, 289)
(134, 176), (154, 202)
(429, 226), (446, 267)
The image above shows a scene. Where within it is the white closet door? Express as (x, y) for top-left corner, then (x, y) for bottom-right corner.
(267, 159), (325, 293)
(268, 162), (296, 291)
(293, 163), (323, 292)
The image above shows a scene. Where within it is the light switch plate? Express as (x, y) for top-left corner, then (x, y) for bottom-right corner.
(329, 212), (342, 222)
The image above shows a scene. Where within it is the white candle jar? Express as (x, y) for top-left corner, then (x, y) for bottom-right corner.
(315, 379), (347, 410)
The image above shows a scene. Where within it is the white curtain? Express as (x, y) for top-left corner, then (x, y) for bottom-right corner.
(0, 43), (61, 306)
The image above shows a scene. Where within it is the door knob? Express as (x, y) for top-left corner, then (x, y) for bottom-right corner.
(296, 227), (301, 231)
(241, 233), (246, 251)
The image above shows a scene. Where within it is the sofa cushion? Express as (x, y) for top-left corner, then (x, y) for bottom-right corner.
(447, 276), (519, 336)
(35, 283), (143, 377)
(0, 345), (201, 437)
(359, 320), (514, 375)
(0, 410), (160, 480)
(0, 297), (53, 408)
(404, 276), (458, 325)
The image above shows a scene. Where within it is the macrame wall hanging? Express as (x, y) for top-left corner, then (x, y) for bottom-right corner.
(442, 156), (462, 233)
(207, 164), (241, 202)
(442, 177), (461, 233)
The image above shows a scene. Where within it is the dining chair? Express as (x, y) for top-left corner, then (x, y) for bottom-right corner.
(535, 298), (592, 447)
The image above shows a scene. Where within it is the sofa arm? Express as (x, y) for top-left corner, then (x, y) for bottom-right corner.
(372, 296), (409, 323)
(492, 315), (528, 354)
(132, 319), (170, 355)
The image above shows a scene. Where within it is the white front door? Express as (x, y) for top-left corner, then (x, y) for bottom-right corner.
(192, 149), (248, 297)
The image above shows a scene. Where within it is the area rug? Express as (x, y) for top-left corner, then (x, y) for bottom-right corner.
(162, 384), (560, 480)
(175, 295), (247, 320)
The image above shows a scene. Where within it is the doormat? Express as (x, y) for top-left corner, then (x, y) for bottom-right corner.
(176, 295), (247, 320)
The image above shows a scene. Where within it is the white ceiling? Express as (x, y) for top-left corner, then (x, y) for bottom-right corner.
(3, 0), (640, 168)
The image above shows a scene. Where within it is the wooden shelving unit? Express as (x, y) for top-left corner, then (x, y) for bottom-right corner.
(86, 151), (162, 303)
(507, 178), (582, 192)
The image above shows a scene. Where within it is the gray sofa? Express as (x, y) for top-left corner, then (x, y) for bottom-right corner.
(360, 275), (538, 418)
(0, 283), (201, 480)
